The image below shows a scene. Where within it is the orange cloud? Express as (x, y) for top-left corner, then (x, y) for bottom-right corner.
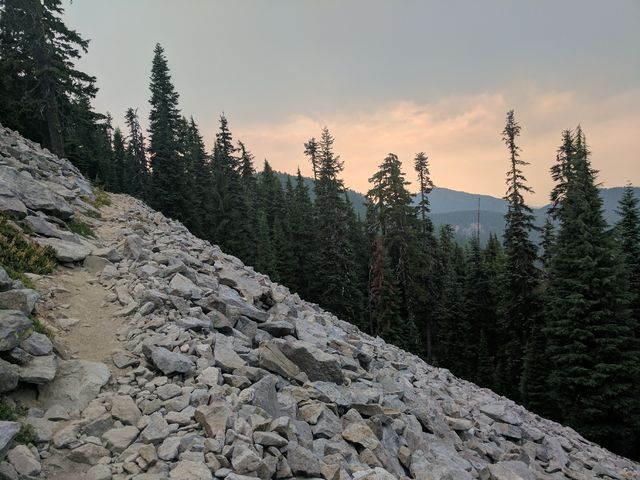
(233, 88), (640, 205)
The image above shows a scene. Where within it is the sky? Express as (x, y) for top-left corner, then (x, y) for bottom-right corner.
(63, 0), (640, 205)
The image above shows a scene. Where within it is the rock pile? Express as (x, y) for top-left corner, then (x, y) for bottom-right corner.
(0, 123), (638, 479)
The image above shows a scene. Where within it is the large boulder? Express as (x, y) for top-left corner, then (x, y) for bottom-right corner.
(147, 346), (194, 375)
(17, 354), (57, 383)
(33, 237), (91, 262)
(0, 310), (32, 352)
(0, 289), (39, 315)
(0, 267), (13, 291)
(282, 339), (345, 384)
(0, 165), (73, 219)
(20, 332), (53, 356)
(38, 360), (110, 413)
(0, 193), (27, 219)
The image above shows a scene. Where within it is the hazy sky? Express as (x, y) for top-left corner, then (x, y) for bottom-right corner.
(63, 0), (639, 205)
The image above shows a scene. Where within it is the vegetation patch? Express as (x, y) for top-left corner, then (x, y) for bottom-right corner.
(0, 397), (37, 445)
(66, 218), (96, 238)
(82, 187), (111, 209)
(0, 215), (57, 280)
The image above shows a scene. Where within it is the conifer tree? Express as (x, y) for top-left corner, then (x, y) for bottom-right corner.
(0, 0), (97, 158)
(616, 185), (640, 328)
(111, 127), (126, 193)
(413, 151), (437, 360)
(545, 128), (640, 456)
(548, 130), (575, 220)
(178, 117), (209, 237)
(311, 127), (363, 323)
(496, 110), (539, 400)
(147, 43), (184, 220)
(303, 137), (320, 181)
(123, 108), (148, 197)
(288, 169), (315, 298)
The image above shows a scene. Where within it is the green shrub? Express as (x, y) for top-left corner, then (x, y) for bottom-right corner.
(0, 216), (57, 277)
(0, 397), (36, 446)
(66, 218), (95, 238)
(82, 187), (111, 209)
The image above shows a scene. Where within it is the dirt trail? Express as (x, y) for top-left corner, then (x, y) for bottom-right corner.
(36, 196), (125, 372)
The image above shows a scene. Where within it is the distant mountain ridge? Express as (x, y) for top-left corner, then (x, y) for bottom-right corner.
(273, 172), (637, 241)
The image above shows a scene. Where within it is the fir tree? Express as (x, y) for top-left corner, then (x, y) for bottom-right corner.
(303, 137), (320, 181)
(545, 128), (640, 456)
(311, 127), (364, 323)
(147, 43), (184, 219)
(0, 0), (97, 157)
(288, 169), (315, 298)
(111, 127), (126, 193)
(496, 110), (539, 400)
(123, 108), (148, 197)
(615, 184), (640, 328)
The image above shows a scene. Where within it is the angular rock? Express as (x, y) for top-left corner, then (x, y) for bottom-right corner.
(148, 347), (194, 375)
(287, 443), (321, 477)
(169, 460), (213, 480)
(38, 360), (110, 413)
(0, 267), (12, 291)
(0, 193), (27, 219)
(110, 395), (142, 425)
(282, 340), (344, 384)
(68, 443), (110, 465)
(194, 403), (230, 438)
(86, 464), (113, 480)
(0, 359), (19, 393)
(169, 273), (202, 300)
(258, 320), (295, 337)
(256, 341), (300, 380)
(0, 421), (21, 460)
(141, 413), (170, 444)
(7, 445), (40, 477)
(103, 426), (139, 453)
(0, 289), (39, 315)
(0, 310), (32, 352)
(213, 335), (246, 371)
(17, 354), (57, 383)
(34, 237), (91, 262)
(20, 332), (53, 356)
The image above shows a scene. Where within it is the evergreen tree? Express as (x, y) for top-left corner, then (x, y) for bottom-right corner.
(303, 137), (320, 181)
(111, 127), (126, 193)
(496, 110), (539, 400)
(147, 43), (184, 220)
(545, 128), (640, 456)
(235, 140), (259, 265)
(548, 130), (575, 220)
(0, 0), (97, 158)
(288, 169), (315, 298)
(311, 127), (364, 324)
(413, 151), (437, 360)
(615, 184), (640, 328)
(123, 108), (148, 197)
(540, 217), (555, 275)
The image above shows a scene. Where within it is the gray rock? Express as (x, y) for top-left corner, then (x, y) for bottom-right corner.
(112, 351), (140, 369)
(68, 443), (110, 465)
(103, 426), (139, 453)
(169, 273), (202, 300)
(287, 443), (322, 477)
(258, 320), (295, 337)
(19, 332), (53, 356)
(0, 193), (27, 219)
(231, 445), (262, 475)
(194, 403), (230, 438)
(17, 354), (57, 383)
(478, 403), (522, 426)
(23, 215), (73, 240)
(479, 461), (536, 480)
(0, 165), (73, 219)
(256, 341), (300, 380)
(0, 288), (39, 315)
(248, 375), (281, 418)
(158, 436), (181, 461)
(0, 421), (21, 460)
(213, 335), (246, 371)
(148, 347), (194, 375)
(169, 460), (213, 480)
(86, 464), (113, 480)
(34, 237), (91, 262)
(38, 360), (110, 413)
(6, 445), (40, 477)
(0, 359), (19, 393)
(253, 431), (287, 447)
(0, 310), (32, 352)
(141, 413), (170, 444)
(110, 395), (142, 425)
(176, 316), (211, 331)
(0, 267), (12, 292)
(282, 339), (344, 384)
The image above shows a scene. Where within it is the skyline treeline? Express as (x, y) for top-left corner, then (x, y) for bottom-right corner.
(1, 0), (639, 461)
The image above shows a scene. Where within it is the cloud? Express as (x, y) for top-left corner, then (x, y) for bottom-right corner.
(232, 88), (640, 205)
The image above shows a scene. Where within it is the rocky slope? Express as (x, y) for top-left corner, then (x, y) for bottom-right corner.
(0, 123), (638, 480)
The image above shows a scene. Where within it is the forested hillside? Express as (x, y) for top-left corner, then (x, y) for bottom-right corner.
(1, 0), (639, 462)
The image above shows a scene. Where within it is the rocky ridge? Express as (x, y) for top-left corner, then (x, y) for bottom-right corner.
(0, 123), (638, 479)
